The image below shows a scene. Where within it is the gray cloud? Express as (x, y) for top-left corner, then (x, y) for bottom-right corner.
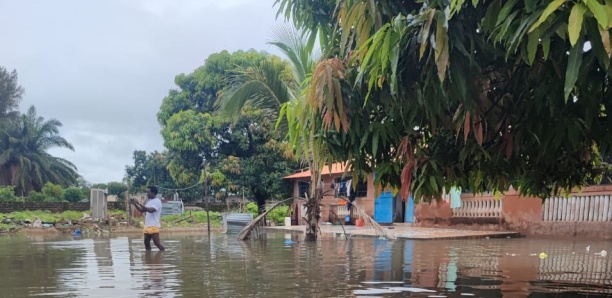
(1, 0), (285, 183)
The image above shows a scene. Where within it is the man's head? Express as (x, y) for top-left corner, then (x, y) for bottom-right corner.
(146, 185), (158, 199)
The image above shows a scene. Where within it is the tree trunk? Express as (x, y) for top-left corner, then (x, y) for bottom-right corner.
(304, 170), (322, 241)
(253, 189), (266, 215)
(304, 197), (321, 241)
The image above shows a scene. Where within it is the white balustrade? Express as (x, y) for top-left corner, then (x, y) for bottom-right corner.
(542, 195), (612, 222)
(336, 204), (350, 218)
(452, 197), (502, 218)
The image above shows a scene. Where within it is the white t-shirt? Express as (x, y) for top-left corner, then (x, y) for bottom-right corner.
(144, 198), (162, 228)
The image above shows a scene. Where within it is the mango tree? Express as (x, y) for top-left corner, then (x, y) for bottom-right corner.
(275, 0), (612, 201)
(158, 50), (298, 208)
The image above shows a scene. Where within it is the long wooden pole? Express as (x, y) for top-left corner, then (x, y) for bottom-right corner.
(203, 159), (211, 233)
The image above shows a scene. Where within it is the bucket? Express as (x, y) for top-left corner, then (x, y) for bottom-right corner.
(284, 217), (291, 226)
(355, 218), (365, 227)
(344, 215), (351, 223)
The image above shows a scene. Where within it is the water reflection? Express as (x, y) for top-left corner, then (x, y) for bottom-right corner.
(0, 233), (610, 297)
(142, 251), (165, 297)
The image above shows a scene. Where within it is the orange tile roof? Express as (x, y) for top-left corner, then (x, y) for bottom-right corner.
(283, 162), (347, 179)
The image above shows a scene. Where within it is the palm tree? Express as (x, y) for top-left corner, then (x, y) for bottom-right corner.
(215, 25), (318, 122)
(216, 26), (339, 240)
(0, 106), (78, 196)
(0, 66), (24, 125)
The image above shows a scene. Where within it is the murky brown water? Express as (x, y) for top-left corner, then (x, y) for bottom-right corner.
(0, 232), (611, 297)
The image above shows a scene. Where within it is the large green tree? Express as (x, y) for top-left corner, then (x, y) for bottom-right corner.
(276, 0), (612, 202)
(158, 50), (298, 206)
(158, 50), (272, 187)
(0, 106), (78, 195)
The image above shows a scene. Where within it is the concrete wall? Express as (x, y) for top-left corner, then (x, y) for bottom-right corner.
(414, 185), (612, 239)
(414, 200), (453, 226)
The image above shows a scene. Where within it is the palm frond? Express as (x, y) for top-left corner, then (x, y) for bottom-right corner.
(216, 61), (293, 122)
(269, 24), (320, 86)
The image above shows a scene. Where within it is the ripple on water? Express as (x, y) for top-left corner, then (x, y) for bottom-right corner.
(0, 233), (611, 297)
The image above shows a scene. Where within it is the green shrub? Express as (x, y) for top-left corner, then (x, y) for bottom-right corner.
(245, 202), (290, 225)
(80, 188), (90, 200)
(41, 183), (64, 201)
(27, 191), (46, 202)
(63, 188), (84, 202)
(0, 186), (18, 202)
(268, 205), (289, 225)
(246, 202), (258, 218)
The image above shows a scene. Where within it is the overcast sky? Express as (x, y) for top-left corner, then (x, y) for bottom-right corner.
(1, 0), (286, 184)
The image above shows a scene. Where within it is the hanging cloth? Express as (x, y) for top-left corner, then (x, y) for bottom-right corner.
(450, 187), (462, 209)
(345, 179), (352, 197)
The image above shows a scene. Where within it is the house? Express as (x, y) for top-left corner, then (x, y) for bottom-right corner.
(286, 162), (612, 238)
(284, 163), (414, 225)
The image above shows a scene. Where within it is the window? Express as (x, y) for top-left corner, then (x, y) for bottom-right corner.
(297, 181), (310, 198)
(354, 180), (367, 197)
(333, 177), (346, 197)
(334, 177), (368, 198)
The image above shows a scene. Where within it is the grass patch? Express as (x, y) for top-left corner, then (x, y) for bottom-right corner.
(161, 211), (222, 228)
(0, 209), (222, 229)
(61, 210), (87, 221)
(2, 210), (57, 222)
(0, 222), (18, 231)
(1, 210), (92, 223)
(108, 209), (128, 218)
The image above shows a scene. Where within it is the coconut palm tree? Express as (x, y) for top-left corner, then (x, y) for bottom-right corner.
(216, 26), (340, 240)
(215, 25), (319, 122)
(0, 106), (78, 196)
(0, 67), (24, 124)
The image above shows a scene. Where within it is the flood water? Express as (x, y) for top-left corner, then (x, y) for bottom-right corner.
(0, 232), (611, 297)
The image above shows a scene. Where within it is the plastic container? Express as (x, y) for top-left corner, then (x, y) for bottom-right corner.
(355, 218), (365, 227)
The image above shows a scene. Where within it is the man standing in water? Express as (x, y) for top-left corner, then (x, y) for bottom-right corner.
(130, 186), (165, 251)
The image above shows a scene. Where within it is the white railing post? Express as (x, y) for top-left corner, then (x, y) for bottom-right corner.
(452, 196), (502, 219)
(543, 199), (550, 221)
(542, 194), (612, 222)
